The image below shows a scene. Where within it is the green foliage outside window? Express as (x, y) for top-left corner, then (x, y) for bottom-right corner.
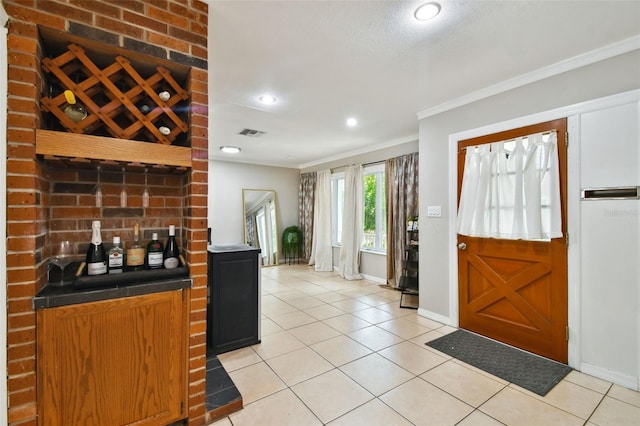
(364, 174), (377, 231)
(363, 172), (386, 250)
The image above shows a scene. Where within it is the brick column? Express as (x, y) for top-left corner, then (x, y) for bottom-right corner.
(3, 1), (209, 424)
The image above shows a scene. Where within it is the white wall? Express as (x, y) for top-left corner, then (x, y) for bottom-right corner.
(578, 99), (639, 389)
(418, 50), (640, 389)
(207, 160), (299, 247)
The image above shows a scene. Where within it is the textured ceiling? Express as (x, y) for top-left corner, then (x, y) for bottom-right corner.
(207, 0), (640, 169)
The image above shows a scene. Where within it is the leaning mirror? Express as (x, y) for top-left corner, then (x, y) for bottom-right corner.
(243, 189), (279, 266)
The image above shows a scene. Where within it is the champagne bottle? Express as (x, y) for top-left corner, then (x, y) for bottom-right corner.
(146, 232), (164, 269)
(86, 220), (108, 276)
(108, 236), (124, 274)
(163, 225), (181, 269)
(126, 223), (145, 271)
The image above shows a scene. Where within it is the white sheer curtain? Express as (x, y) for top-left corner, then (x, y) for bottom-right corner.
(457, 131), (562, 240)
(309, 170), (333, 271)
(339, 165), (363, 280)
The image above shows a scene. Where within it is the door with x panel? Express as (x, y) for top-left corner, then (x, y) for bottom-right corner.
(457, 118), (568, 363)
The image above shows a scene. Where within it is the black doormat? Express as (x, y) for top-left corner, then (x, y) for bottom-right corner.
(426, 329), (572, 396)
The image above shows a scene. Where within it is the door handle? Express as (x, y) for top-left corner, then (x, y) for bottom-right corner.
(457, 242), (467, 250)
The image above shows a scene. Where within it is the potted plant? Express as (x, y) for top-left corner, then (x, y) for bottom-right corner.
(281, 226), (303, 264)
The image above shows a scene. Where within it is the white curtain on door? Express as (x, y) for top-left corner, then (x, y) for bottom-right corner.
(309, 170), (333, 271)
(339, 165), (363, 280)
(457, 131), (562, 240)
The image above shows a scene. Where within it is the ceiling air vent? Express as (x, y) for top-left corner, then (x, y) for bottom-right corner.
(238, 128), (266, 137)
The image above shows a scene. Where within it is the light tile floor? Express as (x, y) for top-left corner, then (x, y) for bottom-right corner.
(212, 264), (640, 426)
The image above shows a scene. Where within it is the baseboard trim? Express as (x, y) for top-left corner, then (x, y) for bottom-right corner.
(417, 308), (453, 326)
(362, 273), (386, 285)
(579, 362), (639, 391)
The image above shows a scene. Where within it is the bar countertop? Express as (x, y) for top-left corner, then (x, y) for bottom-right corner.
(34, 273), (192, 309)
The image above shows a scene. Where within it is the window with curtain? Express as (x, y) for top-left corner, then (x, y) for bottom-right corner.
(331, 172), (345, 245)
(457, 131), (562, 240)
(362, 163), (386, 252)
(330, 165), (386, 252)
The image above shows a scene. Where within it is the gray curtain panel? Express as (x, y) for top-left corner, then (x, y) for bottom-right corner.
(385, 152), (419, 288)
(298, 172), (317, 260)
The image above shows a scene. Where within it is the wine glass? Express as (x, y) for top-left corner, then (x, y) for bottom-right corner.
(120, 167), (128, 208)
(141, 168), (151, 208)
(49, 240), (75, 285)
(93, 166), (103, 208)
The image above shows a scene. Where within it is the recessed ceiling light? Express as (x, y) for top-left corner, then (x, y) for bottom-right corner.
(220, 146), (241, 154)
(414, 2), (441, 21)
(346, 117), (358, 127)
(258, 94), (277, 105)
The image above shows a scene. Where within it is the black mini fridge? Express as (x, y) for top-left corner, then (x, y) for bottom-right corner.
(207, 244), (261, 354)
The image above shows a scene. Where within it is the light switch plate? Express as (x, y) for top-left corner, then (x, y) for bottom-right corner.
(427, 205), (442, 218)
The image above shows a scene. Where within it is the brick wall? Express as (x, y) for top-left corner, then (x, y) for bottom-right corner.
(3, 1), (209, 425)
(46, 168), (187, 251)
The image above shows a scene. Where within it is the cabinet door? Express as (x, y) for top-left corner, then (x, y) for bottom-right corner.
(37, 290), (188, 426)
(209, 251), (259, 354)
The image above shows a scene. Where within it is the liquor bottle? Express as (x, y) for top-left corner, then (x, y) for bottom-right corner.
(146, 232), (164, 269)
(158, 90), (170, 102)
(126, 223), (145, 272)
(158, 126), (171, 136)
(108, 236), (125, 274)
(86, 220), (108, 276)
(163, 225), (181, 269)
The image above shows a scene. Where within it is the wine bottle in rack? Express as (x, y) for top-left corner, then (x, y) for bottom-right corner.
(146, 232), (164, 269)
(108, 236), (124, 274)
(126, 223), (145, 272)
(163, 225), (181, 269)
(86, 220), (108, 276)
(137, 102), (151, 114)
(63, 90), (87, 123)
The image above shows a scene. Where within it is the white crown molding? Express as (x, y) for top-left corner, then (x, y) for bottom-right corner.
(208, 132), (418, 170)
(417, 35), (640, 120)
(298, 133), (418, 170)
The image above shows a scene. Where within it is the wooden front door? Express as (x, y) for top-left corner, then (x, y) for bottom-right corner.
(457, 119), (568, 363)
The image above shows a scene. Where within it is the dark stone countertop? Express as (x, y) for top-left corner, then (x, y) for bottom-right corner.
(34, 275), (192, 309)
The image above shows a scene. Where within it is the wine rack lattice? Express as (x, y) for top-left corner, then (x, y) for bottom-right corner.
(40, 43), (190, 145)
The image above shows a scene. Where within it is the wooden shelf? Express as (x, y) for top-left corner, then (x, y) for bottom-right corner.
(36, 129), (192, 169)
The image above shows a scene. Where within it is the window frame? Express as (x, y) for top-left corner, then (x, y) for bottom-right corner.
(362, 163), (386, 253)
